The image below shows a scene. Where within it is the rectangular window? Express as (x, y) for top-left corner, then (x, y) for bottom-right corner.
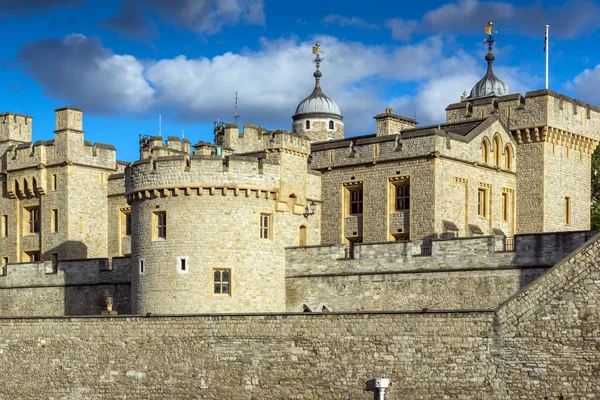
(501, 193), (508, 221)
(153, 211), (167, 240)
(213, 268), (231, 295)
(52, 174), (57, 191)
(25, 251), (40, 262)
(478, 189), (487, 218)
(177, 256), (189, 274)
(1, 215), (7, 237)
(51, 253), (58, 273)
(349, 189), (363, 215)
(51, 209), (58, 233)
(26, 207), (40, 234)
(1, 180), (6, 197)
(565, 197), (572, 225)
(139, 259), (145, 275)
(395, 184), (410, 211)
(260, 213), (271, 239)
(121, 210), (131, 237)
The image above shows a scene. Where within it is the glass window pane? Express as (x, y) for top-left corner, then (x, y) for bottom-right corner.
(222, 270), (229, 282)
(222, 284), (229, 294)
(214, 284), (221, 294)
(214, 270), (221, 282)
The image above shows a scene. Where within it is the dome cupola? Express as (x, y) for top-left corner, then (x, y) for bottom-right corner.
(294, 69), (342, 117)
(466, 20), (509, 101)
(292, 41), (344, 142)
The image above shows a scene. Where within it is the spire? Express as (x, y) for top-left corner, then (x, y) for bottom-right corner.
(465, 20), (509, 100)
(312, 41), (324, 92)
(293, 41), (342, 118)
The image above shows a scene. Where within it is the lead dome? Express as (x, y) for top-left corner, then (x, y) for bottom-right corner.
(294, 70), (342, 117)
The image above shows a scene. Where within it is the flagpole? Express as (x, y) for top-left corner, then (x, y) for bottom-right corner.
(545, 24), (549, 90)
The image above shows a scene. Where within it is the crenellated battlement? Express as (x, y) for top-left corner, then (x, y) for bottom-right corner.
(263, 129), (311, 156)
(0, 112), (33, 144)
(125, 153), (282, 203)
(139, 136), (192, 160)
(446, 90), (600, 141)
(4, 137), (117, 172)
(214, 123), (268, 153)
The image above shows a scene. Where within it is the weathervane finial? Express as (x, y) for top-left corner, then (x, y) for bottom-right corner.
(312, 40), (324, 70)
(484, 20), (497, 54)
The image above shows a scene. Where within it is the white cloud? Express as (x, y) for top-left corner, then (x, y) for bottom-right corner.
(18, 34), (154, 113)
(387, 0), (600, 40)
(570, 65), (600, 105)
(18, 33), (536, 134)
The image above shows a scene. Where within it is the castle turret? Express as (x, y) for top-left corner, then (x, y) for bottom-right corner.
(127, 129), (320, 315)
(292, 42), (344, 142)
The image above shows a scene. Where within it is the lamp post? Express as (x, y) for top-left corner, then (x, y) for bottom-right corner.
(374, 377), (390, 400)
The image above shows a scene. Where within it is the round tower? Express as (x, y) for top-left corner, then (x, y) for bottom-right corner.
(292, 42), (344, 142)
(126, 133), (318, 315)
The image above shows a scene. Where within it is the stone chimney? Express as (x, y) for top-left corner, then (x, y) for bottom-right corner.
(374, 108), (417, 136)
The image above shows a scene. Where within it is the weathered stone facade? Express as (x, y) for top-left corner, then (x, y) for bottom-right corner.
(0, 232), (599, 398)
(1, 40), (600, 397)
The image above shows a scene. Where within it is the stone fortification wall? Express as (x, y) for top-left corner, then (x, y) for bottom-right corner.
(495, 232), (600, 398)
(446, 90), (600, 141)
(0, 311), (496, 399)
(285, 231), (594, 312)
(0, 257), (131, 316)
(543, 140), (591, 231)
(0, 235), (598, 399)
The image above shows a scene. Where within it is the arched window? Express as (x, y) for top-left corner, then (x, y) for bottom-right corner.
(481, 139), (490, 164)
(493, 135), (502, 167)
(305, 120), (310, 129)
(299, 225), (307, 246)
(329, 120), (334, 130)
(504, 144), (514, 170)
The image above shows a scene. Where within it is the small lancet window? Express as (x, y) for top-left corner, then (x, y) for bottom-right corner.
(329, 120), (334, 129)
(306, 120), (310, 129)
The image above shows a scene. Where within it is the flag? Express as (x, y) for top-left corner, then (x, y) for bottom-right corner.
(543, 25), (548, 52)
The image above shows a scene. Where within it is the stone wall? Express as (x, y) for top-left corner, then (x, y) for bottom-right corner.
(0, 311), (497, 399)
(0, 257), (131, 316)
(0, 237), (597, 399)
(285, 231), (595, 312)
(495, 232), (600, 398)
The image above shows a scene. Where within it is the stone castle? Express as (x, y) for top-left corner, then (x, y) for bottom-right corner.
(1, 27), (600, 398)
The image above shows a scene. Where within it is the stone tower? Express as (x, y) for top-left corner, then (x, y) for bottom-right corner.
(292, 42), (344, 142)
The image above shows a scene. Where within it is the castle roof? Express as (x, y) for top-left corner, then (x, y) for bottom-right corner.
(294, 69), (342, 119)
(466, 52), (509, 100)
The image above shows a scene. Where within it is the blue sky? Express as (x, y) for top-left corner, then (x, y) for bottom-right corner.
(2, 0), (600, 161)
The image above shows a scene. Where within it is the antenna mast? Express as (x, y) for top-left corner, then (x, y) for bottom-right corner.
(234, 91), (240, 124)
